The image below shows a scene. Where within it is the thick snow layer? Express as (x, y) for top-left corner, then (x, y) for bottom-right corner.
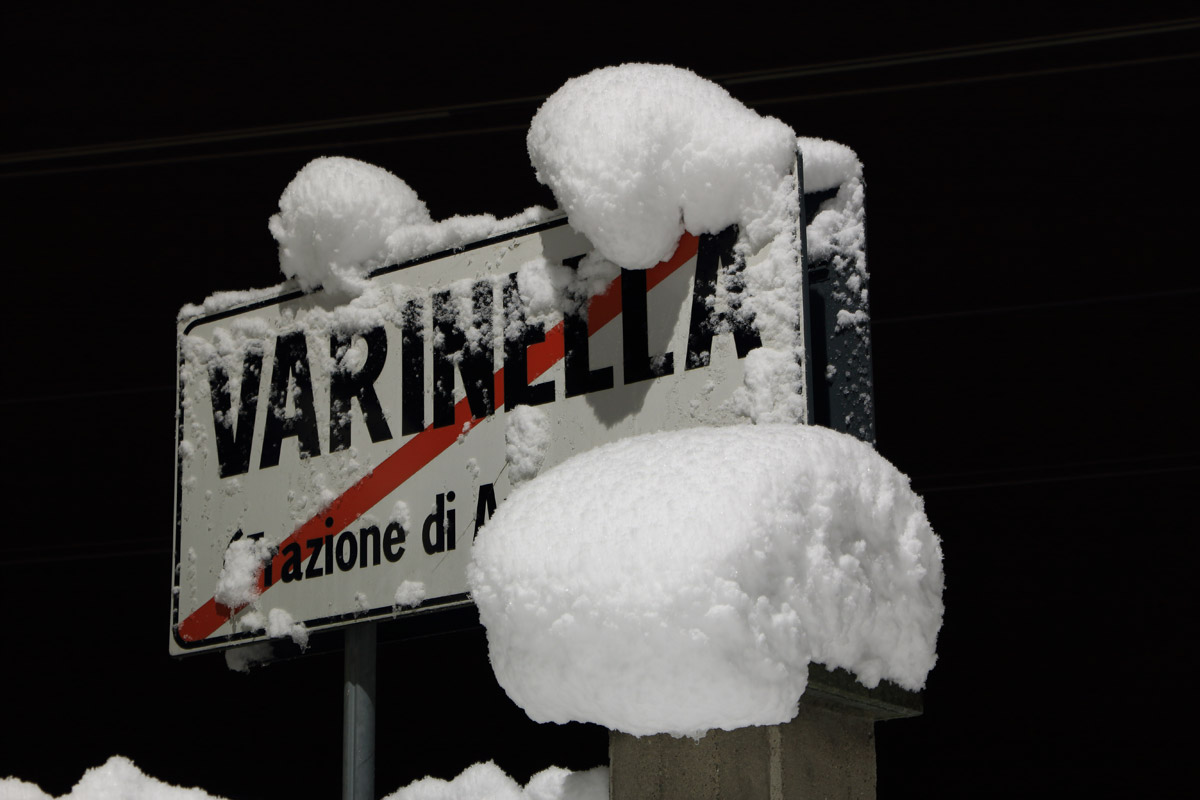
(383, 762), (608, 800)
(525, 64), (812, 424)
(266, 156), (555, 299)
(797, 137), (862, 193)
(469, 424), (942, 737)
(269, 157), (432, 296)
(527, 64), (797, 270)
(1, 756), (226, 799)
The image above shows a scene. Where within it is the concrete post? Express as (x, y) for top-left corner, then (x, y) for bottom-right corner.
(608, 665), (919, 800)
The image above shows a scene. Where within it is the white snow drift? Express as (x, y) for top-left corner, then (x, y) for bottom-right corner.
(527, 63), (797, 270)
(469, 424), (943, 738)
(1, 757), (226, 800)
(0, 759), (606, 800)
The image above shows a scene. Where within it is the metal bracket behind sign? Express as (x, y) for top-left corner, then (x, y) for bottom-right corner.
(802, 182), (876, 444)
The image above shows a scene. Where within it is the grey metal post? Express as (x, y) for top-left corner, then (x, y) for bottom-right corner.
(343, 622), (377, 800)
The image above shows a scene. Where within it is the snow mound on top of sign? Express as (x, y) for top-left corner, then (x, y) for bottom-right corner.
(527, 64), (797, 270)
(268, 156), (554, 298)
(468, 424), (943, 738)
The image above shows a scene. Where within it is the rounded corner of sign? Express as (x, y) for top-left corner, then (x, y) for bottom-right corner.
(168, 629), (192, 657)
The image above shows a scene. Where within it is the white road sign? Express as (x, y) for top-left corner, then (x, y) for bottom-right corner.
(172, 215), (808, 655)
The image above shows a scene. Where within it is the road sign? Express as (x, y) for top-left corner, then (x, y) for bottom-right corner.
(172, 211), (810, 655)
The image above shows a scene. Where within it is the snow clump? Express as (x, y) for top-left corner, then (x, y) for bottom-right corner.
(394, 580), (427, 609)
(797, 136), (862, 193)
(383, 762), (608, 800)
(527, 64), (797, 270)
(505, 404), (552, 485)
(0, 756), (227, 799)
(269, 156), (431, 297)
(213, 536), (272, 608)
(469, 424), (943, 738)
(267, 155), (556, 301)
(239, 607), (309, 649)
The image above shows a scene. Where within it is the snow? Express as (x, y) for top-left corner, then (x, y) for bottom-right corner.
(268, 156), (432, 297)
(383, 762), (608, 800)
(264, 156), (556, 301)
(167, 59), (922, 792)
(0, 760), (606, 800)
(213, 536), (271, 608)
(799, 137), (873, 439)
(469, 424), (943, 738)
(239, 607), (309, 648)
(0, 757), (227, 800)
(177, 284), (292, 324)
(797, 137), (862, 193)
(730, 348), (807, 425)
(527, 64), (797, 270)
(526, 63), (815, 425)
(394, 580), (427, 609)
(504, 405), (551, 485)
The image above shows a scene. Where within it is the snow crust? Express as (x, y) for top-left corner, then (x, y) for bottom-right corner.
(528, 64), (797, 270)
(469, 424), (943, 738)
(384, 762), (608, 800)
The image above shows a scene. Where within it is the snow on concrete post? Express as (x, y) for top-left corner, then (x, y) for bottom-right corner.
(470, 425), (942, 800)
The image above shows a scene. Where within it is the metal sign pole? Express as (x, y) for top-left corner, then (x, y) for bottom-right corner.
(343, 622), (377, 800)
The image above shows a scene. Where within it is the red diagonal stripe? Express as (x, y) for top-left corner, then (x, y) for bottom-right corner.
(179, 233), (699, 644)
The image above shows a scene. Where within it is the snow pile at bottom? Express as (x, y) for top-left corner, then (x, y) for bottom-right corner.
(469, 424), (943, 738)
(0, 756), (225, 799)
(1, 759), (607, 800)
(384, 762), (608, 800)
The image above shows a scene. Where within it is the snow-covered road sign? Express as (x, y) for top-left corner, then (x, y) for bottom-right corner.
(171, 215), (808, 655)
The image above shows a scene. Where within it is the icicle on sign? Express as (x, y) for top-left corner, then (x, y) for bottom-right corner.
(172, 213), (808, 655)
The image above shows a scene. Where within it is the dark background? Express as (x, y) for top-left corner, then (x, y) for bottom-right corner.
(2, 5), (1196, 798)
